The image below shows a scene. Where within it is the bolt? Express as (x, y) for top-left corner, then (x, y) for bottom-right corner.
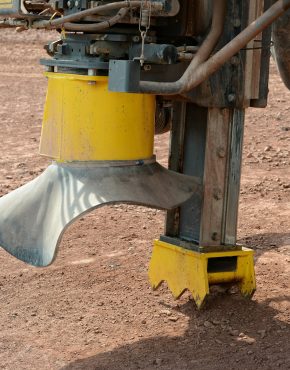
(233, 18), (241, 28)
(143, 64), (151, 71)
(75, 0), (79, 6)
(132, 36), (140, 42)
(230, 56), (240, 66)
(228, 93), (236, 103)
(213, 188), (222, 201)
(217, 147), (226, 158)
(211, 232), (219, 241)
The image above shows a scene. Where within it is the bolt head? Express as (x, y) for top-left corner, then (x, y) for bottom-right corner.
(211, 232), (219, 241)
(217, 147), (226, 158)
(230, 56), (240, 66)
(233, 18), (241, 28)
(228, 93), (236, 103)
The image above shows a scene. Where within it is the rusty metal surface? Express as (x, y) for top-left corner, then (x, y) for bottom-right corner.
(0, 161), (201, 267)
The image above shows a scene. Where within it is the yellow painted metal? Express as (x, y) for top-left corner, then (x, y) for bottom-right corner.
(40, 73), (156, 162)
(149, 240), (256, 309)
(0, 0), (13, 9)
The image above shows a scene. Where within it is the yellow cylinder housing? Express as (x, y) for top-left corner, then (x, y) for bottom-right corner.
(40, 73), (156, 162)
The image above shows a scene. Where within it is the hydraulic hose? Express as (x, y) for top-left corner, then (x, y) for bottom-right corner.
(33, 1), (162, 29)
(64, 7), (128, 32)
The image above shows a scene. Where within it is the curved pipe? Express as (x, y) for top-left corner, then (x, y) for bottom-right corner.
(140, 0), (226, 94)
(64, 7), (128, 32)
(140, 0), (290, 95)
(33, 0), (161, 29)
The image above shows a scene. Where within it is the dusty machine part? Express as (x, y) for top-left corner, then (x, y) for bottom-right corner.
(0, 0), (289, 308)
(0, 161), (200, 267)
(140, 0), (290, 95)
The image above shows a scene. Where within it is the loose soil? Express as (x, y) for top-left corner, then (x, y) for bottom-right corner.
(0, 30), (289, 370)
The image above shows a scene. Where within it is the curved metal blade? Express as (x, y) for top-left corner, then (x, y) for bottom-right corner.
(0, 161), (201, 267)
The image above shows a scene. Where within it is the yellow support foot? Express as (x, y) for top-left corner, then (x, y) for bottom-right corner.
(148, 240), (256, 309)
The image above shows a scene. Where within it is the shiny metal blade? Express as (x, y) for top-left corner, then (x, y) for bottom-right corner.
(0, 161), (201, 267)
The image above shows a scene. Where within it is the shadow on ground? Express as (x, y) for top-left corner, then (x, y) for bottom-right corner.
(239, 232), (290, 252)
(61, 294), (290, 370)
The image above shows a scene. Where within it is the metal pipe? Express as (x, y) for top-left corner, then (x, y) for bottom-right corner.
(176, 46), (199, 52)
(140, 0), (290, 95)
(140, 0), (226, 94)
(64, 7), (128, 32)
(0, 19), (28, 28)
(33, 0), (161, 29)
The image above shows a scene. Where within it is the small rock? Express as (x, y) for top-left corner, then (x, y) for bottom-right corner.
(168, 316), (179, 322)
(277, 360), (284, 367)
(264, 145), (272, 152)
(212, 319), (221, 325)
(229, 329), (239, 336)
(238, 335), (256, 345)
(204, 320), (214, 328)
(258, 329), (266, 339)
(153, 358), (163, 366)
(159, 309), (172, 316)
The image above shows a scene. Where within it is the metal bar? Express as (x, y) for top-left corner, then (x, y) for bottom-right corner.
(178, 105), (207, 242)
(165, 101), (187, 237)
(199, 108), (230, 246)
(223, 109), (245, 245)
(164, 105), (245, 252)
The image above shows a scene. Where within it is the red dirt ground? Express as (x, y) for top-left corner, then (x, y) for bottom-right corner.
(0, 30), (289, 370)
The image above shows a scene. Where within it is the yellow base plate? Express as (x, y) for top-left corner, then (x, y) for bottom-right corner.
(149, 240), (256, 309)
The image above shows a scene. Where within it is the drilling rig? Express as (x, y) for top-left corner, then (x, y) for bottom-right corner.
(0, 0), (289, 308)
